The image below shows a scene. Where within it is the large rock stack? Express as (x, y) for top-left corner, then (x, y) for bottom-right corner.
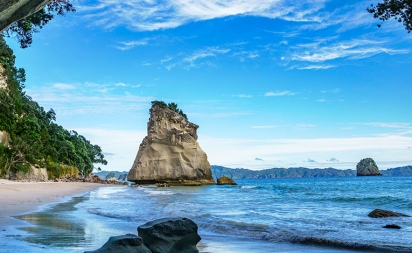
(127, 103), (215, 186)
(356, 158), (382, 176)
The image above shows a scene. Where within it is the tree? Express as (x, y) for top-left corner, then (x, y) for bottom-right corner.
(2, 0), (75, 48)
(367, 0), (412, 32)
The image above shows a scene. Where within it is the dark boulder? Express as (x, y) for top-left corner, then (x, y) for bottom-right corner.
(84, 234), (151, 253)
(383, 224), (401, 229)
(217, 176), (237, 185)
(356, 158), (381, 176)
(368, 209), (410, 218)
(138, 217), (201, 253)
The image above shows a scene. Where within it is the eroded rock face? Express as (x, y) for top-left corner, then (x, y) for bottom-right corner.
(0, 0), (50, 32)
(138, 217), (201, 253)
(14, 165), (48, 181)
(356, 158), (382, 176)
(127, 105), (215, 185)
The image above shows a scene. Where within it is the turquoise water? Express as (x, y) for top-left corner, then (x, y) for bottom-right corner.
(9, 177), (412, 252)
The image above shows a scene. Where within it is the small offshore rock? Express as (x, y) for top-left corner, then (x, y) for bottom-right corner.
(383, 224), (401, 229)
(138, 217), (201, 253)
(368, 209), (410, 218)
(217, 176), (237, 185)
(356, 158), (382, 176)
(84, 234), (151, 253)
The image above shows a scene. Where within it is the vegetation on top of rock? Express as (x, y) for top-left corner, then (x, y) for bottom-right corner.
(0, 37), (107, 179)
(151, 100), (188, 120)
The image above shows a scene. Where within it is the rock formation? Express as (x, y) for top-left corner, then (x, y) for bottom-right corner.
(127, 103), (215, 186)
(217, 176), (237, 185)
(356, 158), (382, 176)
(84, 234), (151, 253)
(368, 209), (410, 218)
(0, 0), (51, 32)
(138, 217), (201, 253)
(14, 165), (48, 181)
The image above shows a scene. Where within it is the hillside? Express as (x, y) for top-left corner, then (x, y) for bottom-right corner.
(211, 165), (412, 179)
(0, 37), (107, 179)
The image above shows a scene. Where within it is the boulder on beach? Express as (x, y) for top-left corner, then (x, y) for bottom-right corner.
(138, 217), (201, 253)
(368, 209), (410, 218)
(127, 101), (215, 186)
(217, 176), (237, 185)
(84, 234), (151, 253)
(356, 158), (382, 176)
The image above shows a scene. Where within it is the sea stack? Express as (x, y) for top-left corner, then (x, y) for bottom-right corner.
(356, 158), (382, 176)
(127, 101), (215, 186)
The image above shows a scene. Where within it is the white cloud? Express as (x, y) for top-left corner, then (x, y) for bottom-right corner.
(290, 39), (409, 63)
(233, 94), (252, 98)
(321, 88), (341, 93)
(78, 0), (328, 31)
(296, 65), (336, 70)
(114, 39), (150, 51)
(183, 47), (230, 67)
(53, 83), (76, 90)
(115, 82), (127, 87)
(264, 90), (297, 97)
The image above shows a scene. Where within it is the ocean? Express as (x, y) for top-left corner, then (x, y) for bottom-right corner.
(6, 176), (412, 253)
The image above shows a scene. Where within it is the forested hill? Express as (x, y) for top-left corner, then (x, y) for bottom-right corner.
(0, 37), (107, 179)
(211, 165), (412, 179)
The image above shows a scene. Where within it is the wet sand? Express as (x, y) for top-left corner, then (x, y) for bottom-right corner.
(0, 179), (105, 226)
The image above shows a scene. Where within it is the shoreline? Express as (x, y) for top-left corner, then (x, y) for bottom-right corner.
(0, 179), (110, 227)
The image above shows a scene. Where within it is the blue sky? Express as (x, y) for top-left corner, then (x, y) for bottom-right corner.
(6, 0), (412, 171)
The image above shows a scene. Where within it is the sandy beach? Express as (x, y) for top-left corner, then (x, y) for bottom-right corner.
(0, 179), (106, 226)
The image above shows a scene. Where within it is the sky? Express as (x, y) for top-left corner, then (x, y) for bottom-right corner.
(5, 0), (412, 171)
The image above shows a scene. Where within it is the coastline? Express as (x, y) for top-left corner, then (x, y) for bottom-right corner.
(0, 179), (107, 226)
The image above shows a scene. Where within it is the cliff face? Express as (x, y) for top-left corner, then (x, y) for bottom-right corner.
(0, 0), (50, 31)
(127, 105), (215, 185)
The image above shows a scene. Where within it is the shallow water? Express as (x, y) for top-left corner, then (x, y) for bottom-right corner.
(6, 176), (412, 252)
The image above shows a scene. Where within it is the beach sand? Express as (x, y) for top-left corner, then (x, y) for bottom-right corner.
(0, 179), (105, 226)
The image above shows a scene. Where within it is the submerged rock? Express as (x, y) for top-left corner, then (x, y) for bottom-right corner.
(368, 209), (410, 218)
(84, 234), (151, 253)
(383, 224), (401, 229)
(127, 102), (215, 186)
(217, 176), (237, 185)
(138, 217), (201, 253)
(356, 158), (382, 176)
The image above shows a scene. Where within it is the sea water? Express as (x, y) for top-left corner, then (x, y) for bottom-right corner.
(8, 176), (412, 252)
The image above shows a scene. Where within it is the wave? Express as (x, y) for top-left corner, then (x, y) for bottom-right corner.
(293, 236), (412, 253)
(198, 218), (412, 253)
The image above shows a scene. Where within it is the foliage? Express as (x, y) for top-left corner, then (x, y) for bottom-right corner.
(2, 0), (75, 48)
(0, 36), (107, 178)
(367, 0), (412, 32)
(151, 100), (188, 120)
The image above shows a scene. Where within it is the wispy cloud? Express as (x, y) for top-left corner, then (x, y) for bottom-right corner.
(290, 39), (409, 63)
(294, 65), (336, 70)
(114, 39), (150, 51)
(78, 1), (328, 31)
(233, 94), (252, 98)
(183, 47), (230, 67)
(53, 83), (76, 90)
(265, 91), (297, 97)
(321, 88), (341, 93)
